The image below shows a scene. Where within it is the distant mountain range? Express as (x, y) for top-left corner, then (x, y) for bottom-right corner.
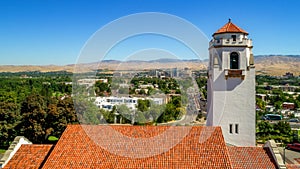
(0, 55), (300, 76)
(255, 55), (300, 59)
(254, 55), (300, 75)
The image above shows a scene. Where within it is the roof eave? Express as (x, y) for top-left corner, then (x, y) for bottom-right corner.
(213, 31), (249, 36)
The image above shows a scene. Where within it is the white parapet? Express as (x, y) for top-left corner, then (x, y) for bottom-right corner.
(0, 136), (32, 168)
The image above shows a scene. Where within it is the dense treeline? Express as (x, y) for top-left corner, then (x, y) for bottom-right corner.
(0, 77), (72, 103)
(257, 120), (293, 144)
(0, 73), (74, 148)
(1, 94), (79, 147)
(0, 71), (72, 77)
(256, 75), (300, 87)
(0, 73), (191, 148)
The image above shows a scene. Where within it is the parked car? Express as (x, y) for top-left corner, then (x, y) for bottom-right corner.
(286, 143), (300, 151)
(289, 118), (299, 123)
(263, 114), (282, 121)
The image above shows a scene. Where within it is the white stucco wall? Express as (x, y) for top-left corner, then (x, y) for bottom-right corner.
(207, 31), (255, 146)
(207, 68), (255, 146)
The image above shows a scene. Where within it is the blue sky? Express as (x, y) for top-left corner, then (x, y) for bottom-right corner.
(0, 0), (299, 65)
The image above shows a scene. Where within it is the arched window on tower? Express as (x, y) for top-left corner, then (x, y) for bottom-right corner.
(230, 52), (239, 69)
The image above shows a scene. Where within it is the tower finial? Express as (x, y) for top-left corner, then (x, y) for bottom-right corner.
(228, 18), (231, 23)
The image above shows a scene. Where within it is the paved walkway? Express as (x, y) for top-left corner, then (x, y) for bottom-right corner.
(278, 147), (300, 164)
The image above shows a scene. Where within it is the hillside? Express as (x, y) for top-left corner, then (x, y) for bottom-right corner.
(0, 60), (208, 73)
(0, 55), (300, 76)
(255, 55), (300, 76)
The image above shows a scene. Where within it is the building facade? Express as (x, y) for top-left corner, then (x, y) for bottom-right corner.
(206, 19), (256, 146)
(94, 96), (164, 111)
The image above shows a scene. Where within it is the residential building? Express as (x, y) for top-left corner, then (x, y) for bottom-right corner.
(256, 93), (267, 102)
(266, 105), (275, 112)
(282, 102), (295, 110)
(94, 96), (164, 111)
(77, 78), (108, 87)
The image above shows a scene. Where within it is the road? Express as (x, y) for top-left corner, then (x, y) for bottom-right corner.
(159, 78), (205, 126)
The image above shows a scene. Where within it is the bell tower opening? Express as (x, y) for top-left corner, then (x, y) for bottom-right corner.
(230, 52), (239, 69)
(231, 35), (237, 41)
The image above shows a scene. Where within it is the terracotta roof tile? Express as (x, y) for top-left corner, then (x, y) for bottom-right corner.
(287, 164), (300, 169)
(42, 125), (233, 169)
(227, 146), (277, 169)
(5, 125), (279, 168)
(214, 20), (248, 35)
(3, 144), (53, 169)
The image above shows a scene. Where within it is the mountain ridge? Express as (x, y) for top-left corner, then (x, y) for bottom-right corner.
(1, 55), (300, 75)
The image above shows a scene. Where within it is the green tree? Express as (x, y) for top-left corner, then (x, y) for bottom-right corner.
(274, 101), (283, 109)
(171, 96), (182, 107)
(256, 88), (267, 94)
(138, 89), (146, 95)
(137, 100), (150, 112)
(116, 104), (132, 124)
(17, 94), (48, 143)
(74, 97), (100, 125)
(95, 81), (110, 96)
(45, 97), (78, 138)
(256, 98), (266, 111)
(147, 104), (164, 122)
(273, 121), (292, 136)
(0, 102), (20, 147)
(135, 111), (147, 124)
(257, 120), (293, 144)
(257, 121), (273, 137)
(100, 109), (115, 123)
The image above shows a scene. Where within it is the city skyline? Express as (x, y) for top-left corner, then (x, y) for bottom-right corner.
(1, 0), (299, 65)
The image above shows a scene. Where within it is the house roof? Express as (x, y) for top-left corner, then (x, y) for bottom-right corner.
(42, 125), (233, 168)
(4, 125), (280, 169)
(214, 19), (248, 35)
(227, 147), (277, 169)
(3, 144), (53, 169)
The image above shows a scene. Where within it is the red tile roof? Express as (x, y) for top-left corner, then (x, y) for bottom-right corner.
(4, 125), (280, 169)
(42, 125), (233, 168)
(214, 20), (248, 35)
(287, 164), (300, 169)
(3, 144), (53, 169)
(227, 147), (277, 169)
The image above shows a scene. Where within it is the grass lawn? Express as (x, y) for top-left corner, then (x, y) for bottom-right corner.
(48, 136), (59, 141)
